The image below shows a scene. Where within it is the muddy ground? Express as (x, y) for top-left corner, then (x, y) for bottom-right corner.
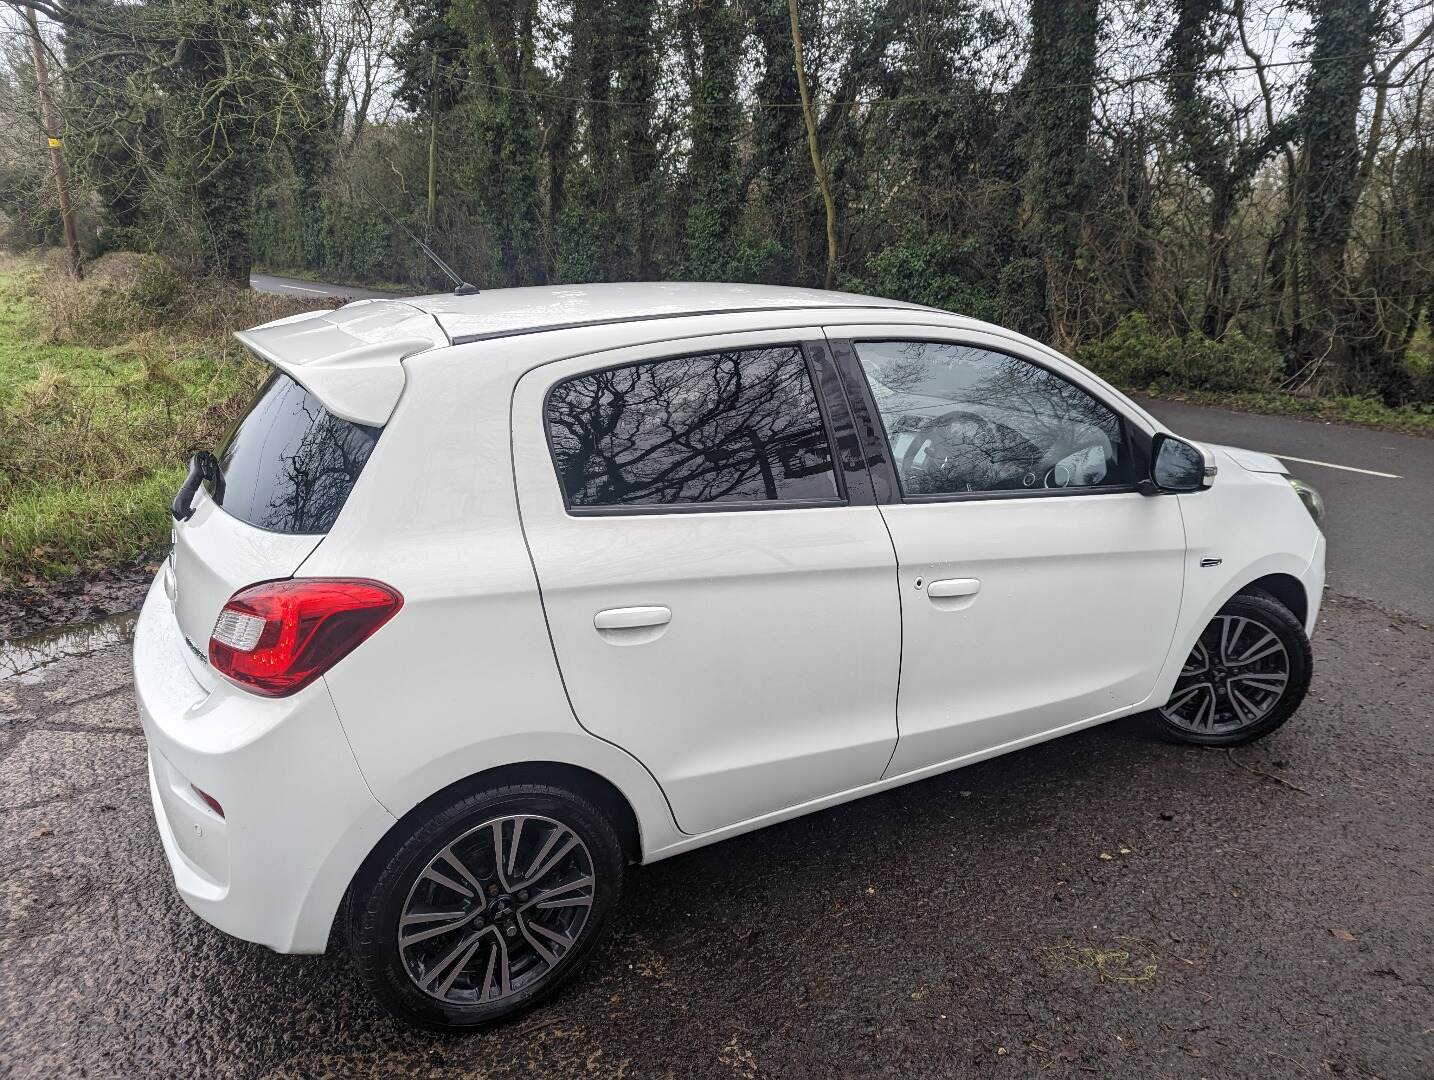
(1, 592), (1431, 1079)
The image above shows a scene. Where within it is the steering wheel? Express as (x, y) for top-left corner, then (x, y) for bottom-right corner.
(899, 411), (1040, 491)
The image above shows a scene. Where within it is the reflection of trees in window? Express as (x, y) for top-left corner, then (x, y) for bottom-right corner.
(216, 376), (380, 534)
(547, 347), (839, 507)
(860, 342), (1129, 495)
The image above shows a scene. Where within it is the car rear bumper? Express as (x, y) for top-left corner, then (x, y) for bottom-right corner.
(133, 572), (395, 953)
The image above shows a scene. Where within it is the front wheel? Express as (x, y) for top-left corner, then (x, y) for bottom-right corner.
(348, 781), (626, 1030)
(1155, 591), (1312, 746)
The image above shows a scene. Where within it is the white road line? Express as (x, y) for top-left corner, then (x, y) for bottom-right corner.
(1267, 453), (1402, 479)
(271, 282), (329, 295)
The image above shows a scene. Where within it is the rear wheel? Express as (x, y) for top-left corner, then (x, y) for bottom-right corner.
(1155, 591), (1312, 746)
(349, 782), (625, 1030)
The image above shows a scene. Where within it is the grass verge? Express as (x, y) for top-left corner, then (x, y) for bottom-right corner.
(0, 252), (329, 584)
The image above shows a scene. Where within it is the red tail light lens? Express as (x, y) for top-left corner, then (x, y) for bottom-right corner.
(208, 578), (402, 697)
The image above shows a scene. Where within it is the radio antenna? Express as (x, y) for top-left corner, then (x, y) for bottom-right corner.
(361, 183), (479, 296)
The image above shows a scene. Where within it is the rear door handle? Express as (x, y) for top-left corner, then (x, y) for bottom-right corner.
(593, 606), (672, 631)
(926, 578), (980, 599)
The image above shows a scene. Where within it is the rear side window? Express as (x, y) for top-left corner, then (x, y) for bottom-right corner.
(545, 346), (840, 509)
(212, 373), (380, 534)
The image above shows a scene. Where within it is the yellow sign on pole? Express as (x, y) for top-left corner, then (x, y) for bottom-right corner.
(47, 137), (62, 148)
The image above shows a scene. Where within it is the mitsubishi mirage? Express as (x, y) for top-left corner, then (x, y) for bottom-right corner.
(134, 283), (1326, 1029)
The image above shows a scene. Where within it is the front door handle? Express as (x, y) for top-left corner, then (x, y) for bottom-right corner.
(594, 606), (672, 631)
(926, 578), (980, 611)
(927, 578), (980, 599)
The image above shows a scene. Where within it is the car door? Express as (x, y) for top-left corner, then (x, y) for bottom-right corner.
(827, 328), (1187, 778)
(511, 329), (900, 835)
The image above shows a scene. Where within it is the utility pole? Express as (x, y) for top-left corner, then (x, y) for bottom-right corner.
(22, 3), (81, 279)
(426, 50), (437, 240)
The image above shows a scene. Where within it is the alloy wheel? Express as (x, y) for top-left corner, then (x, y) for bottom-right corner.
(398, 814), (596, 1004)
(1160, 614), (1290, 735)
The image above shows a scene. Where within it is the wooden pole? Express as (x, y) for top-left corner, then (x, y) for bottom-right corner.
(787, 0), (836, 290)
(426, 51), (438, 241)
(23, 3), (82, 279)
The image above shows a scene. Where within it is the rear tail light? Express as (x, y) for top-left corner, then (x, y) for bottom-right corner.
(208, 578), (402, 697)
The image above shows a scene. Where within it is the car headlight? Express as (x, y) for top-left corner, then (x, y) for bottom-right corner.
(1287, 476), (1325, 527)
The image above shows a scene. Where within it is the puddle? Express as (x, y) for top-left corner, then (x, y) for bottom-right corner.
(0, 611), (138, 684)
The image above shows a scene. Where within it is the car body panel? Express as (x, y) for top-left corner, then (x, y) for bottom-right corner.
(509, 328), (902, 835)
(822, 323), (1188, 776)
(876, 492), (1187, 775)
(134, 572), (395, 953)
(298, 343), (688, 851)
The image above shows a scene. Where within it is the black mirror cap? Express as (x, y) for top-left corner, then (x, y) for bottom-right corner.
(1148, 432), (1216, 494)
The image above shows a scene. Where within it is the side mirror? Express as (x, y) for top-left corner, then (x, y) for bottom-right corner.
(1145, 433), (1216, 494)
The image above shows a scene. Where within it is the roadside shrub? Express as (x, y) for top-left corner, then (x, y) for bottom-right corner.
(32, 251), (332, 349)
(1077, 313), (1282, 395)
(848, 234), (1000, 321)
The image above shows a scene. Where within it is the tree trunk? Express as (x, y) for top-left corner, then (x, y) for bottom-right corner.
(786, 0), (836, 289)
(1020, 0), (1100, 349)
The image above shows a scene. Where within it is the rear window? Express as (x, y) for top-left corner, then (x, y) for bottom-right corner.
(211, 372), (381, 534)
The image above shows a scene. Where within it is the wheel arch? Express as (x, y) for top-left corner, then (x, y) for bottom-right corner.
(334, 758), (652, 951)
(381, 760), (644, 865)
(1240, 572), (1308, 626)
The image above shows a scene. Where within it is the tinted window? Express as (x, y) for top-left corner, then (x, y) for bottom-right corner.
(546, 346), (839, 508)
(212, 373), (381, 533)
(855, 341), (1131, 496)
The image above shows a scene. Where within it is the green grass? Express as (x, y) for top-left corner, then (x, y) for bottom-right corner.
(0, 255), (316, 583)
(0, 468), (184, 581)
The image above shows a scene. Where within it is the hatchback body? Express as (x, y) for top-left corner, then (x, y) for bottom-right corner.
(134, 283), (1325, 1027)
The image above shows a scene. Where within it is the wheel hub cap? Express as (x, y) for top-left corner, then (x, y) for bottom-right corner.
(398, 813), (596, 1005)
(1160, 613), (1290, 734)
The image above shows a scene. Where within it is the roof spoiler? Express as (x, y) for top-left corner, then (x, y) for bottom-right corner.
(234, 300), (448, 426)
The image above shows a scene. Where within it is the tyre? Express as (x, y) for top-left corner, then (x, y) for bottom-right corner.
(348, 781), (626, 1030)
(1155, 590), (1312, 747)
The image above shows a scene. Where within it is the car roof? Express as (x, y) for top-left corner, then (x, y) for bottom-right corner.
(406, 282), (932, 343)
(232, 282), (1159, 438)
(234, 283), (931, 425)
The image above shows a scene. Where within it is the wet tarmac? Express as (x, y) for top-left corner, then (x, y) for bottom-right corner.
(2, 592), (1432, 1078)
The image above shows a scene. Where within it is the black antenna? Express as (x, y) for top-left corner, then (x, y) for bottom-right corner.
(361, 183), (479, 296)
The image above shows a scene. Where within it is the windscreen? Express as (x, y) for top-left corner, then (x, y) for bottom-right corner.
(211, 372), (381, 534)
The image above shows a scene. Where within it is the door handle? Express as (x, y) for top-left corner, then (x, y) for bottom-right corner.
(926, 578), (981, 599)
(593, 606), (672, 631)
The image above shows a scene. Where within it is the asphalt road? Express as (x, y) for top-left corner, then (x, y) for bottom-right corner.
(250, 272), (401, 302)
(1138, 398), (1434, 624)
(2, 592), (1432, 1079)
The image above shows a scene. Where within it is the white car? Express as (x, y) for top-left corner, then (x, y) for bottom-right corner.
(134, 283), (1325, 1029)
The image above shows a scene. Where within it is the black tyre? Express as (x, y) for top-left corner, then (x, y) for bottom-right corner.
(1154, 590), (1312, 747)
(348, 781), (625, 1031)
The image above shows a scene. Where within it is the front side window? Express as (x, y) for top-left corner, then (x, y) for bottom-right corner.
(213, 372), (381, 533)
(546, 346), (839, 509)
(855, 341), (1132, 497)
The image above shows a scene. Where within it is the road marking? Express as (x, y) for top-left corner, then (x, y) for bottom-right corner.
(271, 282), (329, 295)
(1267, 453), (1401, 479)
